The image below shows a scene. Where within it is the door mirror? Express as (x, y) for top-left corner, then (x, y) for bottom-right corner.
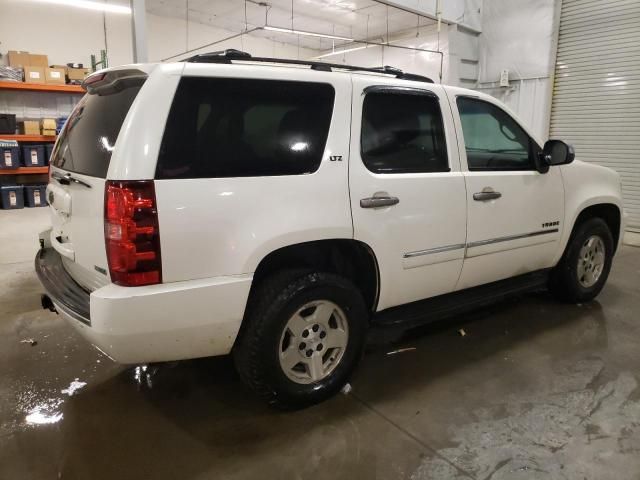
(542, 140), (575, 166)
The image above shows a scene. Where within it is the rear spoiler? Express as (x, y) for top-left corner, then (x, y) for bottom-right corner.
(82, 69), (147, 95)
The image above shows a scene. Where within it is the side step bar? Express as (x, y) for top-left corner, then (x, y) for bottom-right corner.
(372, 269), (550, 329)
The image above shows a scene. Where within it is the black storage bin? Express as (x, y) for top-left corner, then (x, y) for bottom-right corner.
(21, 145), (45, 167)
(1, 185), (24, 209)
(24, 184), (48, 208)
(0, 145), (20, 168)
(45, 143), (55, 165)
(0, 113), (17, 134)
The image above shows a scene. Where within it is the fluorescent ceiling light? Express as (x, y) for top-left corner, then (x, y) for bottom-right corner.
(32, 0), (131, 14)
(315, 45), (370, 59)
(263, 26), (353, 42)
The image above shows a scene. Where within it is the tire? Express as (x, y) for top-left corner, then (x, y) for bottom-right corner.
(549, 217), (614, 303)
(233, 270), (368, 409)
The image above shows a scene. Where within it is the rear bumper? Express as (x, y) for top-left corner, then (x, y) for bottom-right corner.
(35, 247), (253, 364)
(35, 247), (91, 325)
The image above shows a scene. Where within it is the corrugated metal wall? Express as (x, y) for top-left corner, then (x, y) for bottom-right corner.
(550, 0), (640, 231)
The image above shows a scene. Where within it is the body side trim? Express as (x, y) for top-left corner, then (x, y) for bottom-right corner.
(466, 228), (559, 249)
(403, 243), (466, 258)
(403, 229), (559, 259)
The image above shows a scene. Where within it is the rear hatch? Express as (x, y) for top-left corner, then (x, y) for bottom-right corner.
(48, 70), (146, 291)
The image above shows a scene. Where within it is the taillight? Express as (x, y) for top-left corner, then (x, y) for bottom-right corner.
(104, 180), (161, 286)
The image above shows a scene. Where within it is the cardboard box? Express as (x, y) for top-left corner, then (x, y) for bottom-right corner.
(23, 66), (45, 84)
(28, 54), (49, 68)
(45, 67), (65, 84)
(49, 65), (91, 83)
(41, 118), (57, 136)
(8, 50), (30, 67)
(41, 118), (57, 131)
(67, 67), (90, 81)
(19, 121), (40, 135)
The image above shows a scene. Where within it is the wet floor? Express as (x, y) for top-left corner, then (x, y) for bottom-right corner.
(2, 208), (640, 479)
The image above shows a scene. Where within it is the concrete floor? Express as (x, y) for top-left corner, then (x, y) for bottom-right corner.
(1, 208), (640, 480)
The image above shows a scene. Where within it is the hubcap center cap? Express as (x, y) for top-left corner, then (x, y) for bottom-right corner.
(279, 300), (349, 385)
(299, 325), (326, 358)
(577, 235), (605, 288)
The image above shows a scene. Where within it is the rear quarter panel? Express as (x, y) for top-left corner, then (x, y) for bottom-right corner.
(107, 63), (183, 180)
(153, 64), (353, 281)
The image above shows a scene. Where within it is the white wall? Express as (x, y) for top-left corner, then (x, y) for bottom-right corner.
(0, 0), (315, 68)
(315, 24), (448, 84)
(383, 0), (482, 32)
(476, 0), (558, 139)
(0, 0), (132, 67)
(147, 14), (316, 63)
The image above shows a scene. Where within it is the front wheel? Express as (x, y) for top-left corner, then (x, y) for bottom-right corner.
(549, 217), (614, 303)
(233, 270), (368, 409)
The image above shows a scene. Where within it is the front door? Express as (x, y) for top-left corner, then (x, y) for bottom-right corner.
(449, 94), (564, 290)
(349, 79), (467, 311)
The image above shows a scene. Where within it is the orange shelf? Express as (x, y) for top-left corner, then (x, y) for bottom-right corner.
(0, 167), (49, 175)
(0, 81), (84, 93)
(0, 134), (56, 142)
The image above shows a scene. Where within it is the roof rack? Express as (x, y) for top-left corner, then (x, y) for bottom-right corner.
(185, 49), (434, 84)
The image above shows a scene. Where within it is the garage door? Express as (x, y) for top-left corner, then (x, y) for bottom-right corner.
(550, 0), (640, 231)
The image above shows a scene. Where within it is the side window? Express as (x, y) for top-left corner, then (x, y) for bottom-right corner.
(156, 78), (335, 179)
(456, 97), (538, 171)
(361, 90), (449, 174)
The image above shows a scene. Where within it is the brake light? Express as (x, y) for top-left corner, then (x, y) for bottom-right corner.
(83, 72), (106, 87)
(104, 180), (161, 286)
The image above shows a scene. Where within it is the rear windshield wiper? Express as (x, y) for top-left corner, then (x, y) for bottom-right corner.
(52, 172), (92, 189)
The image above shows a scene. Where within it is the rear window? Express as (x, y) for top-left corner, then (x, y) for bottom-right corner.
(155, 77), (335, 179)
(52, 82), (143, 178)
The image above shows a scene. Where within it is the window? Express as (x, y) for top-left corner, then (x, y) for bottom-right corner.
(52, 81), (144, 178)
(456, 97), (539, 171)
(155, 78), (335, 179)
(360, 89), (448, 174)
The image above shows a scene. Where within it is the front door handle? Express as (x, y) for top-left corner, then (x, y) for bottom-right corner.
(473, 191), (502, 201)
(360, 196), (400, 208)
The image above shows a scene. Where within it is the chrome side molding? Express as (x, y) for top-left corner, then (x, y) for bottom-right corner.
(403, 243), (466, 258)
(466, 229), (559, 248)
(403, 229), (559, 258)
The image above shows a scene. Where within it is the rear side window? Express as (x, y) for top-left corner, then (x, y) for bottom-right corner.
(361, 89), (448, 174)
(52, 83), (143, 178)
(156, 78), (335, 179)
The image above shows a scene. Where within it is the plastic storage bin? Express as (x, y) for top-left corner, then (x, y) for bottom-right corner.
(56, 117), (68, 134)
(0, 113), (17, 134)
(21, 145), (45, 167)
(24, 184), (48, 208)
(45, 143), (54, 165)
(1, 185), (24, 209)
(0, 145), (20, 168)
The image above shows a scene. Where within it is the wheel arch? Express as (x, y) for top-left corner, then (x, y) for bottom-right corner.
(567, 202), (622, 254)
(249, 239), (380, 314)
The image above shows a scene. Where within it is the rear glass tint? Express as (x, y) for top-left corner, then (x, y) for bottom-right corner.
(155, 77), (335, 179)
(52, 82), (143, 178)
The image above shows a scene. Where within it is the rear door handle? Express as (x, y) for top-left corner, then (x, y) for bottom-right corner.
(473, 191), (502, 201)
(360, 196), (400, 208)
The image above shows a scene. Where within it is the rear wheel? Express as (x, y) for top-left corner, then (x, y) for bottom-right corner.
(549, 217), (614, 303)
(233, 270), (368, 409)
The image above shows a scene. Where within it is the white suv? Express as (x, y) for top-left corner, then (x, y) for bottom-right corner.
(36, 50), (625, 408)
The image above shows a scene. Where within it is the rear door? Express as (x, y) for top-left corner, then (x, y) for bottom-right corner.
(48, 72), (146, 291)
(349, 78), (467, 311)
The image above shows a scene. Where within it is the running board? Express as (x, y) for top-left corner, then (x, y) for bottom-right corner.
(372, 269), (550, 329)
